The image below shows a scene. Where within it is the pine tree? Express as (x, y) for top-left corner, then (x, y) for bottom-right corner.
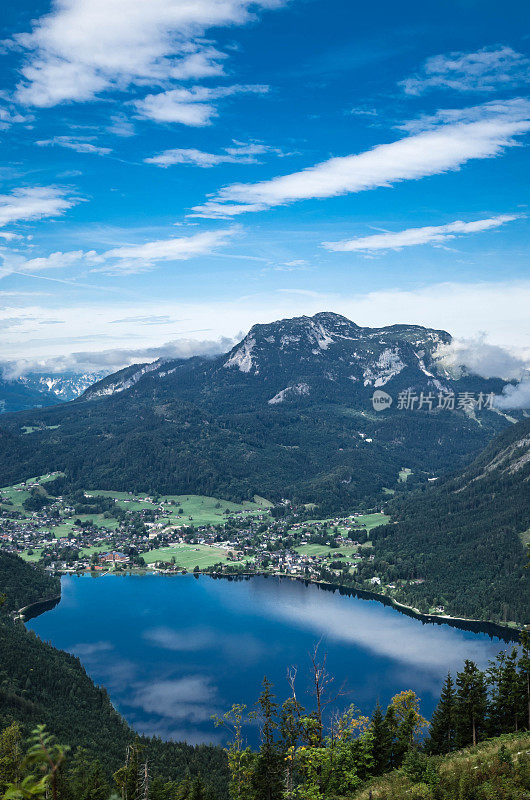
(250, 678), (284, 800)
(518, 632), (530, 731)
(455, 660), (488, 747)
(370, 702), (391, 775)
(487, 649), (521, 735)
(426, 673), (456, 754)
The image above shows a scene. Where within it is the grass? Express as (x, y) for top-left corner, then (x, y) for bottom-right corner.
(143, 543), (245, 569)
(88, 491), (270, 527)
(353, 732), (530, 800)
(355, 512), (390, 531)
(398, 467), (412, 483)
(79, 545), (108, 557)
(19, 549), (43, 563)
(21, 425), (60, 435)
(295, 543), (360, 560)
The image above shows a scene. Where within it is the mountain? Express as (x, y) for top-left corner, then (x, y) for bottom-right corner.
(0, 313), (516, 513)
(19, 371), (108, 401)
(0, 371), (107, 413)
(0, 377), (62, 414)
(83, 312), (455, 405)
(369, 417), (530, 625)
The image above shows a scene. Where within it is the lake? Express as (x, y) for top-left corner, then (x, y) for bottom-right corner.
(27, 574), (512, 746)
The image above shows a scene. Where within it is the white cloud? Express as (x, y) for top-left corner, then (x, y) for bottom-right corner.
(2, 280), (529, 368)
(400, 46), (530, 95)
(2, 335), (237, 378)
(323, 214), (518, 253)
(93, 227), (238, 274)
(0, 228), (238, 279)
(0, 103), (32, 130)
(190, 100), (530, 217)
(106, 114), (135, 137)
(397, 97), (530, 133)
(0, 187), (79, 227)
(145, 140), (278, 167)
(13, 0), (283, 107)
(134, 84), (268, 126)
(495, 380), (530, 410)
(36, 135), (112, 155)
(434, 335), (529, 381)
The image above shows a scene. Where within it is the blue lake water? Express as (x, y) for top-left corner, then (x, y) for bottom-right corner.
(27, 574), (512, 746)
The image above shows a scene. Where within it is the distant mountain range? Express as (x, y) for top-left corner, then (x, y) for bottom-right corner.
(0, 371), (107, 413)
(0, 313), (518, 512)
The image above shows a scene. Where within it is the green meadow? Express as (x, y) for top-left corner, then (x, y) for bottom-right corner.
(143, 543), (245, 570)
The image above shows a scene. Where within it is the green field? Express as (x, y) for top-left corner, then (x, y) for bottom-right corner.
(354, 512), (390, 531)
(22, 425), (60, 435)
(143, 543), (245, 569)
(19, 549), (43, 563)
(79, 545), (108, 557)
(89, 490), (270, 527)
(295, 543), (360, 560)
(398, 467), (412, 482)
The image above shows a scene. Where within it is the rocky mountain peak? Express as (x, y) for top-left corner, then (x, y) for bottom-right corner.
(222, 312), (451, 386)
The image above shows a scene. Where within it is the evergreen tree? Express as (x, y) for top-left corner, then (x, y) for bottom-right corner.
(68, 748), (109, 800)
(250, 679), (284, 800)
(455, 661), (488, 747)
(487, 649), (522, 735)
(426, 673), (456, 755)
(370, 702), (391, 775)
(518, 632), (530, 731)
(382, 705), (399, 770)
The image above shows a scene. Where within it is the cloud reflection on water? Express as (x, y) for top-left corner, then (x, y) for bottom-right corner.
(240, 579), (504, 671)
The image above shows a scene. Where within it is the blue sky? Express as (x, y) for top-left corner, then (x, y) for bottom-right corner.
(0, 0), (529, 373)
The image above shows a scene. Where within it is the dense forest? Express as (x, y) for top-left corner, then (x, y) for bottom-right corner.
(362, 418), (530, 625)
(0, 552), (60, 614)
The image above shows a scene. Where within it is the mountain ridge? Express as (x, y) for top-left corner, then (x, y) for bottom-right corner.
(0, 312), (516, 513)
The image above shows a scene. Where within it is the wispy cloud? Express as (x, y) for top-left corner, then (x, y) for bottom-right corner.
(93, 227), (239, 274)
(0, 186), (79, 227)
(145, 140), (281, 167)
(397, 97), (530, 133)
(190, 100), (530, 217)
(323, 214), (518, 253)
(134, 85), (268, 126)
(400, 46), (530, 95)
(0, 228), (239, 278)
(0, 103), (32, 130)
(36, 135), (112, 155)
(12, 0), (282, 108)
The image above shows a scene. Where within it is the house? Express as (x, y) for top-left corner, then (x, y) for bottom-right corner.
(100, 551), (129, 564)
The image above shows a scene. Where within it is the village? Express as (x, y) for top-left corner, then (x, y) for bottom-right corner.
(0, 475), (403, 597)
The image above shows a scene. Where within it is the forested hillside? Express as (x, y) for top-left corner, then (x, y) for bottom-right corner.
(0, 551), (60, 613)
(367, 418), (530, 625)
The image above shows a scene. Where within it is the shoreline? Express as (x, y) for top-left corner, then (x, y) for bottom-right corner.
(49, 567), (522, 641)
(15, 594), (61, 622)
